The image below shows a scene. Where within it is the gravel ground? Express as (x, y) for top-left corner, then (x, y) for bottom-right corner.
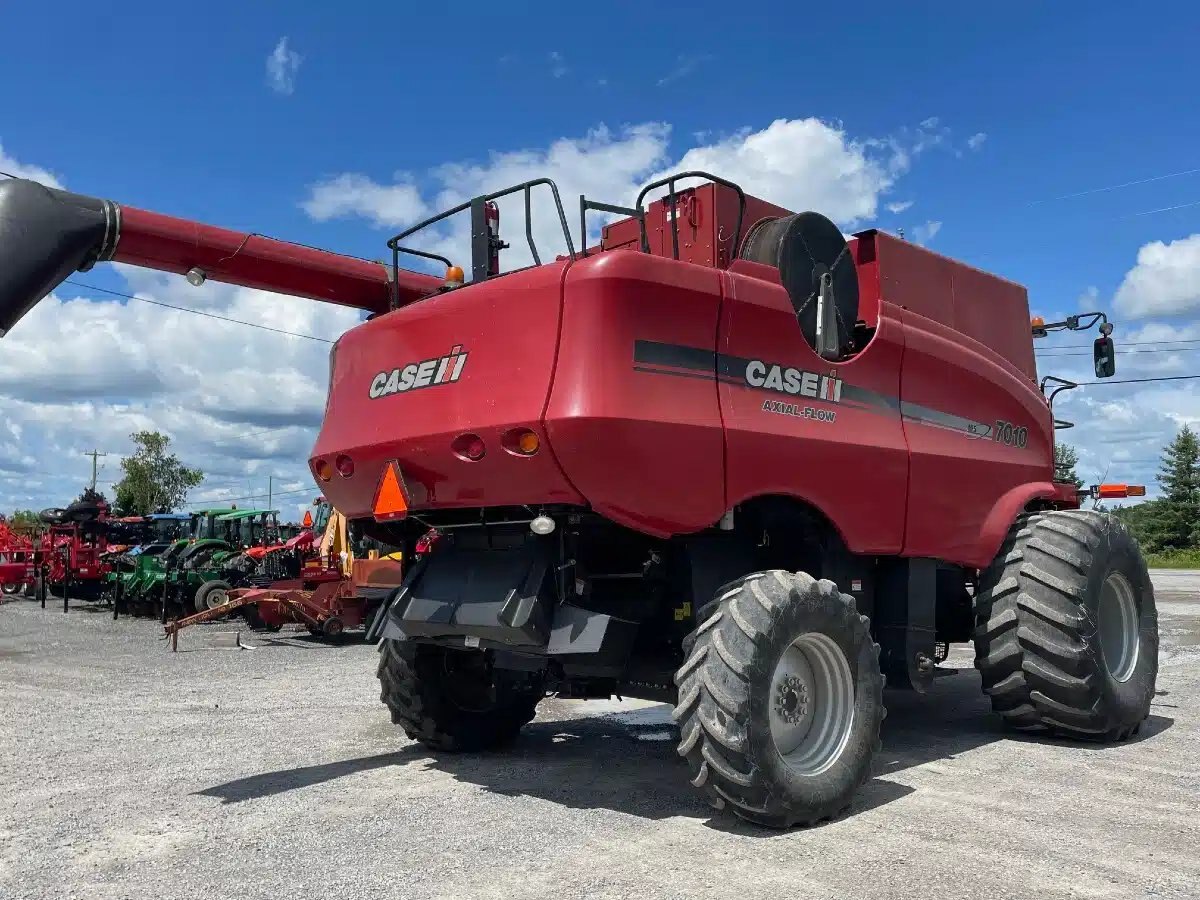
(1, 573), (1198, 900)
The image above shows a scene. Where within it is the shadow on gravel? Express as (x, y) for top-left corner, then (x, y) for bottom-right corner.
(196, 666), (1174, 831)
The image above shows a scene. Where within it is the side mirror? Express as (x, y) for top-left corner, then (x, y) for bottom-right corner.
(1094, 336), (1116, 378)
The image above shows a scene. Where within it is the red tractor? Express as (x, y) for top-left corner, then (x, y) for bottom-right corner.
(0, 172), (1157, 828)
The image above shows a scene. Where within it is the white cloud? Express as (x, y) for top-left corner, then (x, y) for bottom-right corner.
(967, 132), (988, 151)
(1077, 285), (1100, 310)
(0, 142), (64, 189)
(266, 37), (302, 95)
(913, 220), (942, 244)
(1113, 233), (1200, 318)
(657, 55), (713, 87)
(301, 173), (427, 227)
(886, 200), (913, 214)
(0, 272), (358, 516)
(548, 51), (567, 79)
(301, 116), (938, 274)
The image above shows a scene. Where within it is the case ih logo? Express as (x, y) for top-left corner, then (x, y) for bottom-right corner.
(744, 359), (843, 403)
(369, 345), (468, 399)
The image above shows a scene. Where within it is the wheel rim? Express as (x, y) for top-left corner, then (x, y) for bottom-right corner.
(768, 632), (855, 776)
(206, 588), (228, 609)
(1098, 571), (1139, 683)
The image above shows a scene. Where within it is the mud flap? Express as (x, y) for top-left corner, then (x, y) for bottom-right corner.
(385, 541), (555, 649)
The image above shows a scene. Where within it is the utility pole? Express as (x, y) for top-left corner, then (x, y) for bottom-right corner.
(82, 449), (108, 491)
(267, 475), (273, 510)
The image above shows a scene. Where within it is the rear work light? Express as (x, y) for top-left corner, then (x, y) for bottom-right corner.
(313, 458), (333, 482)
(335, 454), (355, 477)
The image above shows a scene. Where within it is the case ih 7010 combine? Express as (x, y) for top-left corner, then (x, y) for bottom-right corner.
(0, 171), (1156, 827)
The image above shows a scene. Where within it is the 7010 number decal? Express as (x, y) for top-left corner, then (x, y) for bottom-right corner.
(994, 420), (1028, 448)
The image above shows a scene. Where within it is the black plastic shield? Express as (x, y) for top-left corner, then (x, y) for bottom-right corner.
(0, 178), (118, 335)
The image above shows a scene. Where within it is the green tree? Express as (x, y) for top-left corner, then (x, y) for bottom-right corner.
(113, 431), (203, 515)
(7, 509), (41, 529)
(1054, 442), (1085, 489)
(1143, 425), (1200, 552)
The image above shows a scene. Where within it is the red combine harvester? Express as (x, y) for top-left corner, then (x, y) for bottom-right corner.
(0, 172), (1156, 828)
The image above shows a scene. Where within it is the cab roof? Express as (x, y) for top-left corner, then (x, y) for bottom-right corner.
(193, 507), (239, 516)
(216, 509), (279, 520)
(148, 513), (190, 520)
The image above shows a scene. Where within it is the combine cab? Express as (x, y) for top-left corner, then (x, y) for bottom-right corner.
(0, 171), (1158, 828)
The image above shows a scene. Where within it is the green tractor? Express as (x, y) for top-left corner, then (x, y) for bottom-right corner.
(169, 509), (282, 613)
(111, 508), (237, 617)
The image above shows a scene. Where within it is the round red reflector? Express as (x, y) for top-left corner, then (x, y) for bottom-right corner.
(313, 459), (333, 482)
(452, 433), (486, 461)
(335, 454), (354, 477)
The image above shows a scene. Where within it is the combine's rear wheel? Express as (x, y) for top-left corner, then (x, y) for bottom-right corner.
(674, 570), (884, 828)
(377, 641), (543, 751)
(974, 510), (1158, 739)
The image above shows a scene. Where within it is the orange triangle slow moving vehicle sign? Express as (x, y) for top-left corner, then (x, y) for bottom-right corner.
(372, 462), (409, 522)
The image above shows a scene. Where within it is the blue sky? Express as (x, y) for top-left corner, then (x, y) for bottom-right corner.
(2, 0), (1200, 511)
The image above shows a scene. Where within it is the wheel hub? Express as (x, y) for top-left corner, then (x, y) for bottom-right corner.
(768, 632), (855, 777)
(774, 674), (811, 725)
(1098, 570), (1139, 683)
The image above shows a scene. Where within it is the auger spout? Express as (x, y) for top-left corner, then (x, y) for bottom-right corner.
(0, 178), (440, 336)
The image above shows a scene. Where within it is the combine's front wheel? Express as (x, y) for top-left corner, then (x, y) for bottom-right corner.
(674, 570), (884, 828)
(974, 510), (1158, 739)
(377, 641), (543, 751)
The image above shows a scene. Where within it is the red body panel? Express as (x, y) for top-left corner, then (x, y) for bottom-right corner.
(311, 262), (585, 518)
(545, 252), (726, 537)
(718, 271), (909, 554)
(311, 189), (1059, 569)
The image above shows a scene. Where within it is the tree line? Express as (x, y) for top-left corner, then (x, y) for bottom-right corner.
(1109, 425), (1200, 553)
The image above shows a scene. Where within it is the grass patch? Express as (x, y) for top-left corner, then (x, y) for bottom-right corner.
(1144, 549), (1200, 569)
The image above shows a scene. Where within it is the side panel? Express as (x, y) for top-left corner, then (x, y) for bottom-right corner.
(900, 309), (1054, 566)
(545, 252), (726, 537)
(719, 273), (909, 555)
(312, 263), (584, 519)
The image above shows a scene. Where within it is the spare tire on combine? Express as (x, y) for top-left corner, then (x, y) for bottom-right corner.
(974, 510), (1158, 739)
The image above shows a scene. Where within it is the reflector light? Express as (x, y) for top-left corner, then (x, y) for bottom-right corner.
(1031, 316), (1045, 328)
(372, 462), (409, 521)
(517, 431), (540, 454)
(452, 433), (486, 461)
(335, 454), (355, 477)
(1127, 485), (1146, 496)
(314, 458), (333, 482)
(1097, 483), (1133, 498)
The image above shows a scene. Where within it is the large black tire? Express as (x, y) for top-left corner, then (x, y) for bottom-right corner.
(377, 640), (543, 752)
(974, 510), (1158, 739)
(194, 579), (232, 613)
(674, 570), (884, 828)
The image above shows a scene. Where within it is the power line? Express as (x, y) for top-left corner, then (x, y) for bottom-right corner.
(1039, 337), (1200, 349)
(1030, 166), (1200, 203)
(62, 280), (334, 343)
(187, 487), (314, 508)
(1078, 374), (1200, 386)
(1039, 346), (1200, 358)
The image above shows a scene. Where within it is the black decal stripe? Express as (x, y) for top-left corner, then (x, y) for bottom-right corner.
(632, 365), (717, 383)
(633, 340), (715, 372)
